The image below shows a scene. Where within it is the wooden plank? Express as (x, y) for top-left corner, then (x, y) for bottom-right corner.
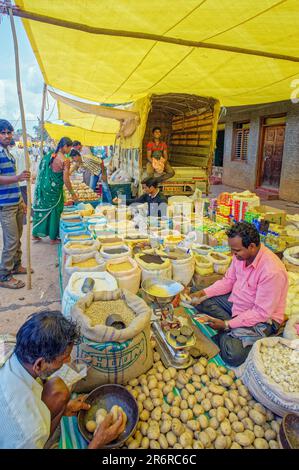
(171, 125), (213, 134)
(171, 145), (210, 154)
(171, 155), (209, 167)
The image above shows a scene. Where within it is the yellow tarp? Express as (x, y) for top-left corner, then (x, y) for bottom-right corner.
(44, 122), (116, 146)
(20, 0), (299, 106)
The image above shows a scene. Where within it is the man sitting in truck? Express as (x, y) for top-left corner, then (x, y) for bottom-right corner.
(189, 222), (288, 367)
(146, 127), (175, 183)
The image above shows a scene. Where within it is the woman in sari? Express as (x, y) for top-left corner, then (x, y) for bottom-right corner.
(32, 137), (78, 244)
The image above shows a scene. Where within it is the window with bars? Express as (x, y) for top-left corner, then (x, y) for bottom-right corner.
(232, 122), (250, 161)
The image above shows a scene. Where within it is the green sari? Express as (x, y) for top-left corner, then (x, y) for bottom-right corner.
(32, 152), (65, 240)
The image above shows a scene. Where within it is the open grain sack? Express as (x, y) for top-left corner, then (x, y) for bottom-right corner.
(64, 252), (106, 290)
(62, 271), (118, 319)
(71, 289), (153, 392)
(157, 248), (195, 286)
(283, 246), (299, 273)
(135, 251), (172, 282)
(106, 257), (141, 294)
(236, 337), (299, 417)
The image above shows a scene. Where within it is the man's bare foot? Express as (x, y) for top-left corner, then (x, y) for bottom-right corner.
(12, 266), (34, 275)
(50, 239), (61, 245)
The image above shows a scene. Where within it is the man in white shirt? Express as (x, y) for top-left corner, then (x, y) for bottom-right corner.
(0, 311), (123, 449)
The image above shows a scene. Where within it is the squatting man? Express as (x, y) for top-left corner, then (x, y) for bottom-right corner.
(0, 311), (124, 449)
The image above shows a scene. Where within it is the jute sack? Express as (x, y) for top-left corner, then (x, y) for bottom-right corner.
(237, 337), (299, 417)
(71, 289), (153, 392)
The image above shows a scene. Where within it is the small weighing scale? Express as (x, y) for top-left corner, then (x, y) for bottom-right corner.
(142, 278), (195, 369)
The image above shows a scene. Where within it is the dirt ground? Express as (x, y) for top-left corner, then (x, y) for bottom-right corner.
(0, 184), (298, 335)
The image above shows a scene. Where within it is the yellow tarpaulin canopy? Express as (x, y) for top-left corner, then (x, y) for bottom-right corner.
(45, 122), (116, 146)
(19, 0), (299, 106)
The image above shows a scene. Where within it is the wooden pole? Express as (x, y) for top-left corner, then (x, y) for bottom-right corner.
(9, 7), (32, 289)
(4, 5), (299, 64)
(40, 83), (47, 159)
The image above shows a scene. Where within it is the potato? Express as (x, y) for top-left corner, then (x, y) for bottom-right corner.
(220, 419), (231, 436)
(227, 369), (235, 378)
(235, 433), (251, 447)
(172, 418), (184, 437)
(128, 439), (139, 449)
(249, 409), (266, 426)
(168, 367), (177, 379)
(197, 431), (210, 448)
(180, 409), (193, 423)
(229, 412), (238, 424)
(228, 390), (239, 406)
(155, 434), (168, 450)
(153, 352), (160, 362)
(142, 385), (150, 397)
(177, 371), (189, 385)
(206, 363), (221, 379)
(139, 376), (147, 386)
(140, 422), (149, 436)
(141, 436), (150, 449)
(199, 357), (208, 367)
(269, 440), (280, 449)
(194, 390), (205, 402)
(163, 370), (171, 382)
(230, 442), (242, 449)
(265, 410), (274, 422)
(238, 396), (247, 407)
(181, 389), (189, 400)
(110, 405), (121, 423)
(242, 417), (254, 431)
(166, 431), (177, 447)
(225, 436), (232, 448)
(170, 406), (181, 418)
(166, 391), (175, 404)
(224, 397), (234, 412)
(148, 424), (160, 440)
(160, 419), (172, 434)
(232, 421), (244, 433)
(198, 414), (209, 429)
(140, 409), (150, 421)
(153, 398), (163, 408)
(216, 407), (226, 423)
(151, 407), (162, 421)
(271, 420), (280, 434)
(193, 363), (206, 376)
(163, 384), (173, 395)
(156, 373), (163, 382)
(191, 374), (201, 383)
(201, 374), (210, 385)
(244, 430), (255, 445)
(264, 429), (276, 441)
(193, 441), (204, 449)
(185, 383), (196, 394)
(150, 440), (160, 449)
(193, 404), (205, 417)
(130, 390), (138, 399)
(137, 401), (143, 414)
(187, 420), (200, 432)
(238, 385), (249, 398)
(206, 427), (217, 442)
(134, 430), (142, 444)
(180, 399), (188, 410)
(187, 395), (197, 409)
(254, 438), (269, 449)
(237, 410), (248, 420)
(172, 396), (181, 408)
(161, 403), (170, 413)
(149, 388), (160, 399)
(209, 383), (226, 395)
(179, 432), (193, 448)
(214, 435), (227, 449)
(253, 425), (264, 438)
(209, 417), (219, 430)
(218, 374), (233, 388)
(85, 420), (97, 433)
(143, 398), (154, 412)
(209, 409), (217, 418)
(235, 379), (242, 387)
(129, 378), (139, 387)
(211, 395), (224, 408)
(192, 381), (202, 390)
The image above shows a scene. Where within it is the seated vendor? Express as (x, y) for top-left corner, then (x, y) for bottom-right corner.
(0, 311), (124, 449)
(113, 176), (167, 218)
(146, 127), (175, 183)
(190, 222), (288, 367)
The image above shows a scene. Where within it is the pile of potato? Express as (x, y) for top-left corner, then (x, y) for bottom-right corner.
(64, 182), (99, 202)
(124, 342), (281, 449)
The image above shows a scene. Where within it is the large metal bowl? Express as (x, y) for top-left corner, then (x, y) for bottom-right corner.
(77, 384), (139, 448)
(142, 278), (184, 305)
(279, 413), (299, 449)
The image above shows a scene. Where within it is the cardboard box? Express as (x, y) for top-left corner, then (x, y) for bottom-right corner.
(254, 205), (286, 226)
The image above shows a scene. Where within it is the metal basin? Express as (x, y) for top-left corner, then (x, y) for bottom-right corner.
(142, 278), (184, 305)
(279, 413), (299, 449)
(78, 384), (139, 448)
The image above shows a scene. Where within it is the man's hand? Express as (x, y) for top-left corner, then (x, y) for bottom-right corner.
(113, 197), (121, 204)
(207, 317), (226, 331)
(71, 192), (79, 202)
(88, 411), (124, 449)
(64, 395), (91, 416)
(190, 290), (207, 305)
(17, 170), (31, 182)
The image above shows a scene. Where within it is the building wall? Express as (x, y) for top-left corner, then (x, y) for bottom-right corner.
(220, 101), (299, 202)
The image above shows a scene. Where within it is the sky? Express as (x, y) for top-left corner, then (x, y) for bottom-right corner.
(0, 15), (58, 136)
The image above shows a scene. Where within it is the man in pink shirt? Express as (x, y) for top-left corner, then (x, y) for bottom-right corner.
(191, 222), (288, 366)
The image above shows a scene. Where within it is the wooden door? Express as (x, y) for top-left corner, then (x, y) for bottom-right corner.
(261, 125), (285, 188)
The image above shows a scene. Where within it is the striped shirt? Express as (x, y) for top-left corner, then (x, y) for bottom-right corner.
(0, 145), (21, 206)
